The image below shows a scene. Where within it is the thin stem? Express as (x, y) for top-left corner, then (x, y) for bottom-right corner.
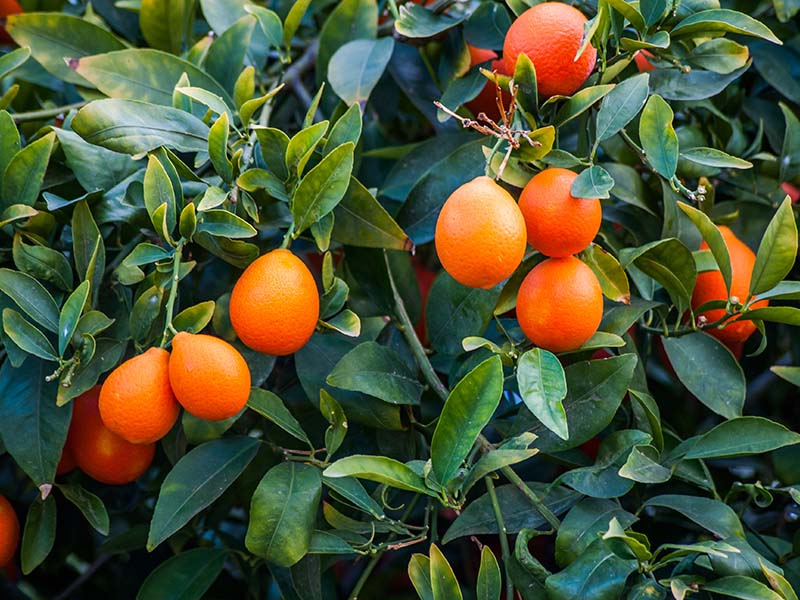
(348, 494), (422, 600)
(383, 251), (449, 402)
(486, 477), (514, 600)
(159, 240), (185, 348)
(387, 0), (400, 20)
(12, 101), (88, 122)
(53, 555), (110, 600)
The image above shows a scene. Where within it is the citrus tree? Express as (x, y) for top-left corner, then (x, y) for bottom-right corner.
(0, 0), (799, 598)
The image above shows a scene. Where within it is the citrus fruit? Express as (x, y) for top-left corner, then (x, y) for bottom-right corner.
(230, 249), (319, 356)
(691, 226), (768, 344)
(169, 332), (251, 421)
(56, 438), (77, 476)
(435, 176), (527, 289)
(633, 50), (655, 72)
(69, 387), (155, 485)
(0, 496), (18, 567)
(99, 347), (180, 444)
(503, 2), (597, 98)
(517, 256), (603, 352)
(465, 46), (509, 121)
(519, 168), (601, 257)
(0, 1), (23, 45)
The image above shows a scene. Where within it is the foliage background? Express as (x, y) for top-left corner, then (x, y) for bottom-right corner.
(0, 0), (799, 598)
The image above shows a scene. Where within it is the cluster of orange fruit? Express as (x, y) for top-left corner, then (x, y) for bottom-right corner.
(436, 169), (603, 354)
(58, 248), (319, 486)
(467, 2), (597, 119)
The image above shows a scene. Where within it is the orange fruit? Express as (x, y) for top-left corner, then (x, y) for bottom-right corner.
(169, 332), (251, 421)
(435, 176), (527, 289)
(465, 46), (510, 122)
(56, 438), (77, 476)
(691, 226), (768, 344)
(0, 0), (23, 46)
(68, 387), (155, 485)
(519, 168), (601, 257)
(517, 256), (603, 352)
(99, 347), (180, 444)
(230, 249), (320, 356)
(503, 2), (597, 98)
(0, 496), (18, 567)
(633, 50), (655, 72)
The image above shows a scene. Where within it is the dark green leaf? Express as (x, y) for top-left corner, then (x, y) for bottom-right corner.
(137, 548), (227, 600)
(595, 73), (649, 142)
(683, 417), (800, 459)
(546, 539), (637, 600)
(555, 498), (637, 567)
(197, 209), (257, 239)
(1, 132), (55, 209)
(750, 197), (798, 296)
(248, 388), (312, 447)
(0, 268), (59, 333)
(332, 178), (411, 250)
(477, 546), (502, 600)
(395, 4), (465, 39)
(329, 38), (394, 106)
(292, 143), (354, 235)
(620, 238), (696, 314)
(3, 309), (57, 361)
(316, 0), (377, 87)
(58, 281), (89, 357)
(678, 202), (732, 293)
(58, 484), (109, 535)
(21, 495), (56, 575)
(639, 94), (679, 179)
(643, 494), (744, 538)
(571, 165), (614, 199)
(670, 9), (781, 44)
(205, 15), (256, 93)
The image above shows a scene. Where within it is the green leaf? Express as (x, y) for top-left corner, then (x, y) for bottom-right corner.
(205, 15), (256, 93)
(73, 49), (233, 109)
(545, 539), (638, 600)
(605, 0), (646, 31)
(513, 52), (538, 116)
(738, 306), (800, 326)
(3, 309), (57, 361)
(58, 484), (109, 535)
(322, 476), (383, 518)
(555, 498), (637, 568)
(702, 576), (783, 600)
(618, 445), (671, 483)
(323, 455), (433, 495)
(749, 197), (798, 296)
(772, 366), (800, 387)
(443, 483), (580, 542)
(683, 417), (800, 459)
(197, 209), (257, 239)
(555, 84), (615, 126)
(426, 272), (501, 355)
(148, 437), (260, 551)
(644, 494), (744, 538)
(12, 235), (73, 292)
(395, 3), (465, 38)
(517, 349), (568, 441)
(246, 462), (322, 567)
(670, 9), (782, 44)
(409, 554), (434, 600)
(1, 132), (55, 209)
(317, 0), (377, 86)
(21, 495), (56, 575)
(71, 201), (105, 306)
(0, 46), (30, 80)
(661, 333), (745, 419)
(329, 38), (394, 106)
(681, 147), (752, 169)
(54, 129), (138, 195)
(431, 356), (503, 484)
(331, 178), (411, 250)
(72, 99), (210, 155)
(137, 548), (227, 600)
(463, 2), (510, 49)
(571, 165), (614, 199)
(639, 94), (679, 179)
(430, 544), (463, 600)
(0, 268), (59, 332)
(172, 301), (215, 334)
(619, 238), (696, 315)
(4, 12), (125, 86)
(247, 388), (312, 447)
(580, 244), (631, 304)
(144, 155), (177, 241)
(292, 142), (354, 235)
(283, 0), (313, 49)
(650, 63), (751, 102)
(689, 39), (750, 74)
(760, 559), (798, 600)
(462, 434), (539, 494)
(140, 0), (194, 54)
(286, 121), (329, 177)
(327, 341), (423, 405)
(678, 202), (732, 293)
(58, 281), (89, 357)
(325, 104), (363, 155)
(477, 546), (502, 600)
(208, 113), (233, 183)
(247, 6), (283, 51)
(595, 73), (649, 142)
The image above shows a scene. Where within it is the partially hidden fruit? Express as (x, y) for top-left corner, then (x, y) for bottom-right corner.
(169, 332), (251, 421)
(0, 496), (18, 567)
(465, 46), (509, 122)
(519, 168), (601, 257)
(230, 249), (320, 356)
(435, 176), (527, 289)
(517, 256), (603, 353)
(99, 347), (180, 444)
(69, 387), (155, 485)
(56, 440), (77, 476)
(0, 0), (23, 45)
(691, 226), (768, 344)
(503, 2), (597, 98)
(633, 50), (655, 72)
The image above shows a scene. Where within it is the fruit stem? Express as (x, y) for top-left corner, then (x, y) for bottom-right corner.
(160, 239), (185, 348)
(383, 251), (449, 403)
(485, 476), (515, 600)
(281, 224), (295, 248)
(386, 0), (400, 20)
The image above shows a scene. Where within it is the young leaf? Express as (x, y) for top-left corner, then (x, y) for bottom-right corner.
(678, 202), (732, 293)
(323, 455), (434, 495)
(430, 544), (463, 600)
(291, 142), (354, 235)
(58, 281), (90, 357)
(477, 546), (502, 600)
(749, 197), (798, 296)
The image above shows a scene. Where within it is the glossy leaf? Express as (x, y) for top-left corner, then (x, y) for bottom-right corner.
(595, 73), (649, 142)
(247, 388), (311, 447)
(21, 496), (56, 575)
(477, 546), (502, 600)
(430, 544), (463, 600)
(292, 143), (354, 235)
(571, 165), (614, 199)
(329, 38), (394, 106)
(749, 197), (798, 296)
(3, 309), (57, 361)
(678, 202), (732, 293)
(1, 132), (55, 209)
(639, 94), (679, 179)
(580, 244), (631, 304)
(517, 349), (568, 441)
(555, 498), (637, 567)
(643, 494), (744, 538)
(58, 484), (109, 535)
(137, 548), (227, 600)
(546, 539), (637, 600)
(0, 268), (59, 333)
(324, 455), (433, 495)
(683, 417), (800, 459)
(670, 9), (781, 44)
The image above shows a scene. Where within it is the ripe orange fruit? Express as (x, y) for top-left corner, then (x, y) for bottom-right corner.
(68, 387), (155, 485)
(99, 347), (180, 444)
(517, 256), (603, 352)
(519, 168), (601, 257)
(633, 50), (655, 72)
(465, 46), (510, 122)
(691, 226), (768, 344)
(230, 249), (320, 356)
(503, 2), (597, 98)
(169, 332), (251, 421)
(0, 496), (18, 567)
(435, 176), (527, 289)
